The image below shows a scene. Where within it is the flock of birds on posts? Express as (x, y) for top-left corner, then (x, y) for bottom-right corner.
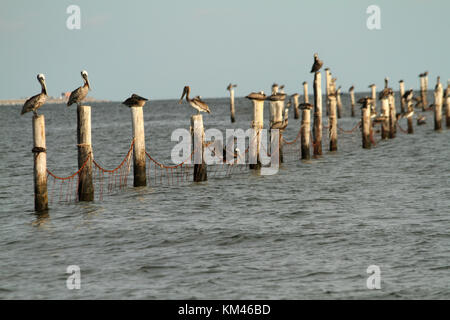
(20, 53), (447, 132)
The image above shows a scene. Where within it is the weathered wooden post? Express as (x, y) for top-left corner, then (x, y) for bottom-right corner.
(325, 68), (331, 116)
(445, 83), (450, 128)
(380, 97), (390, 139)
(406, 99), (414, 134)
(191, 114), (207, 182)
(269, 94), (286, 164)
(329, 94), (338, 151)
(300, 104), (312, 160)
(434, 78), (443, 131)
(419, 74), (427, 111)
(361, 100), (372, 149)
(369, 84), (377, 113)
(77, 106), (94, 201)
(424, 72), (429, 108)
(32, 115), (48, 212)
(399, 80), (406, 113)
(303, 82), (309, 104)
(269, 83), (279, 125)
(313, 71), (323, 156)
(247, 92), (265, 170)
(292, 93), (300, 119)
(336, 86), (343, 119)
(389, 93), (397, 139)
(130, 106), (147, 187)
(227, 83), (237, 123)
(349, 86), (356, 117)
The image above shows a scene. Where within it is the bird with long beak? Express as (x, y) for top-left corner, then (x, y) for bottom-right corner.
(21, 74), (48, 116)
(226, 83), (237, 91)
(310, 53), (323, 73)
(178, 86), (211, 114)
(246, 91), (266, 101)
(67, 70), (91, 107)
(122, 94), (149, 108)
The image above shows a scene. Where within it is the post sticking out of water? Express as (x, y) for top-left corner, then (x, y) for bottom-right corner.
(380, 97), (390, 139)
(292, 93), (300, 119)
(420, 75), (427, 111)
(77, 106), (94, 201)
(301, 106), (311, 160)
(130, 106), (147, 187)
(227, 84), (237, 123)
(389, 93), (397, 139)
(32, 115), (48, 212)
(303, 82), (309, 104)
(361, 104), (372, 149)
(445, 83), (450, 128)
(399, 80), (406, 113)
(250, 99), (264, 170)
(336, 87), (343, 119)
(191, 114), (207, 182)
(313, 71), (323, 156)
(325, 69), (331, 116)
(424, 73), (429, 108)
(329, 94), (338, 151)
(434, 78), (443, 131)
(406, 99), (414, 134)
(370, 84), (377, 113)
(349, 86), (356, 117)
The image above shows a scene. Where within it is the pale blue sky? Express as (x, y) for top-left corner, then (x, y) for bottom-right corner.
(0, 0), (448, 100)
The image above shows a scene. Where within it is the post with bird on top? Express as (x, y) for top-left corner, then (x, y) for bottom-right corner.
(311, 53), (323, 156)
(360, 98), (372, 149)
(328, 92), (338, 151)
(300, 103), (312, 160)
(67, 70), (94, 200)
(388, 92), (397, 139)
(123, 94), (149, 187)
(179, 86), (210, 182)
(20, 74), (49, 211)
(445, 82), (450, 128)
(227, 83), (237, 123)
(349, 85), (356, 117)
(246, 92), (266, 170)
(380, 95), (390, 139)
(399, 80), (406, 113)
(268, 91), (287, 164)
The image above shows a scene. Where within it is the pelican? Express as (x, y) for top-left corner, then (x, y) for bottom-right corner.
(21, 74), (48, 116)
(310, 53), (323, 73)
(178, 86), (210, 114)
(266, 93), (287, 101)
(349, 85), (354, 92)
(379, 87), (393, 99)
(122, 94), (148, 107)
(299, 103), (313, 110)
(279, 85), (285, 94)
(246, 91), (266, 101)
(226, 83), (237, 91)
(67, 70), (91, 107)
(417, 115), (426, 125)
(271, 109), (289, 130)
(271, 83), (279, 94)
(358, 97), (372, 108)
(435, 76), (441, 90)
(384, 77), (389, 89)
(403, 89), (414, 101)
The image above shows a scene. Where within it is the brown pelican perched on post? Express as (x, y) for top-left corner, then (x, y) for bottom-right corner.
(358, 97), (372, 108)
(310, 53), (323, 73)
(67, 70), (91, 107)
(122, 94), (149, 107)
(226, 83), (237, 91)
(21, 74), (48, 116)
(379, 87), (393, 99)
(384, 77), (389, 89)
(178, 86), (211, 114)
(403, 89), (414, 101)
(270, 108), (289, 130)
(246, 91), (266, 101)
(299, 102), (314, 110)
(266, 92), (287, 101)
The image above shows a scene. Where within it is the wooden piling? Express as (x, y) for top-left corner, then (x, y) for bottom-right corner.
(336, 87), (343, 119)
(349, 86), (356, 117)
(420, 76), (427, 111)
(329, 95), (338, 151)
(313, 72), (323, 156)
(325, 69), (331, 116)
(303, 82), (309, 104)
(130, 106), (147, 187)
(424, 73), (429, 108)
(399, 80), (406, 113)
(434, 81), (443, 131)
(191, 114), (207, 182)
(301, 107), (311, 160)
(389, 93), (397, 139)
(406, 100), (414, 134)
(77, 106), (94, 201)
(445, 84), (450, 128)
(370, 84), (377, 113)
(292, 93), (300, 119)
(32, 115), (48, 212)
(228, 85), (236, 123)
(250, 99), (264, 170)
(380, 97), (390, 139)
(361, 104), (371, 149)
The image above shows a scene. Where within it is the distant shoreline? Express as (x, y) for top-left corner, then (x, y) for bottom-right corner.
(0, 97), (110, 106)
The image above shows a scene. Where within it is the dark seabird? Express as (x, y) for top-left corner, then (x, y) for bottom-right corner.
(310, 53), (323, 73)
(246, 91), (266, 101)
(358, 97), (372, 108)
(403, 89), (414, 101)
(266, 93), (287, 101)
(67, 70), (91, 107)
(379, 87), (393, 99)
(122, 94), (149, 107)
(179, 86), (211, 114)
(349, 85), (354, 92)
(299, 103), (313, 110)
(226, 83), (237, 91)
(21, 74), (48, 116)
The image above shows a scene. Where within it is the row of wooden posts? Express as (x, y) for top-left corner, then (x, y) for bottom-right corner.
(32, 73), (449, 212)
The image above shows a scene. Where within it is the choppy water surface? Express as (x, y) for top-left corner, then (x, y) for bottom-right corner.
(0, 93), (449, 299)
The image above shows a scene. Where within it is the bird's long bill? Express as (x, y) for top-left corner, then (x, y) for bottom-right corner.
(86, 79), (91, 91)
(42, 79), (48, 95)
(178, 87), (186, 104)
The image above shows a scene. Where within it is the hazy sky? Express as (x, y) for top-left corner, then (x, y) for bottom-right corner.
(0, 0), (448, 100)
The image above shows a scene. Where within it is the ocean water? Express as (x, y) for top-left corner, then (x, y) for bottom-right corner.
(0, 92), (449, 299)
